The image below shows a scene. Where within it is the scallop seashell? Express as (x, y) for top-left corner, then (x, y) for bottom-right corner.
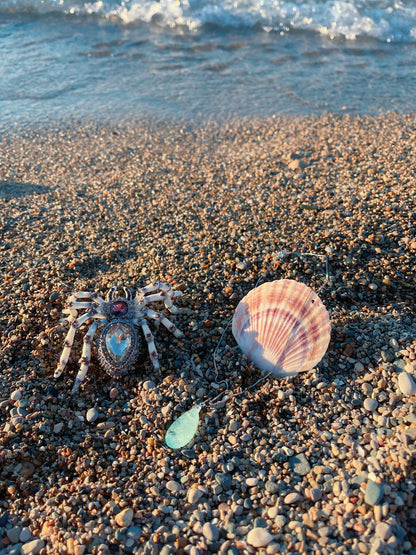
(232, 279), (331, 376)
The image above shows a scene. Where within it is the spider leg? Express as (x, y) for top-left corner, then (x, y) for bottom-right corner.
(54, 312), (93, 378)
(138, 319), (160, 370)
(137, 282), (162, 295)
(68, 291), (107, 306)
(71, 320), (101, 394)
(142, 308), (183, 338)
(135, 282), (182, 314)
(63, 301), (98, 312)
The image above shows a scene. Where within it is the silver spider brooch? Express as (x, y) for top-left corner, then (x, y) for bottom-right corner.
(55, 282), (183, 393)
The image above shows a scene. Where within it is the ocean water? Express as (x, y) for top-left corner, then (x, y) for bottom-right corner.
(1, 0), (416, 125)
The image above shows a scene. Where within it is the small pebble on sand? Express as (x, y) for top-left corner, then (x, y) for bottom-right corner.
(398, 372), (416, 395)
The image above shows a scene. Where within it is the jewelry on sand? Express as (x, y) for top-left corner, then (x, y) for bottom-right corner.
(165, 251), (330, 450)
(55, 282), (183, 393)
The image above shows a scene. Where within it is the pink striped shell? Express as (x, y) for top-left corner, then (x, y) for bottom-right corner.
(232, 279), (331, 376)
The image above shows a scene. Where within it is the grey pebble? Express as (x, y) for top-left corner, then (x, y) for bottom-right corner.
(20, 540), (45, 555)
(10, 389), (22, 401)
(375, 522), (392, 541)
(215, 473), (232, 490)
(126, 525), (142, 539)
(19, 527), (32, 543)
(363, 398), (378, 411)
(274, 515), (286, 529)
(7, 544), (22, 555)
(202, 522), (219, 542)
(265, 480), (279, 494)
(365, 480), (384, 505)
(142, 379), (156, 390)
(289, 453), (311, 476)
(309, 488), (322, 501)
(228, 420), (240, 432)
(6, 526), (21, 544)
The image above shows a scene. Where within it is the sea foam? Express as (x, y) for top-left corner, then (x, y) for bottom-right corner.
(2, 0), (416, 43)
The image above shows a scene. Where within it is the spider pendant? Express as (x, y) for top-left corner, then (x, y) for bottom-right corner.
(55, 282), (183, 393)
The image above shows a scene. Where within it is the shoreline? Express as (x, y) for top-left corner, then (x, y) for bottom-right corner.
(1, 112), (415, 554)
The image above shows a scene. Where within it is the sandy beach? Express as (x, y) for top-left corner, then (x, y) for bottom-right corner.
(0, 113), (415, 554)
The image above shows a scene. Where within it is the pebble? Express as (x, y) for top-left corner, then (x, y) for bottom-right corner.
(109, 387), (119, 399)
(215, 473), (232, 490)
(246, 477), (258, 487)
(20, 540), (45, 555)
(19, 527), (32, 543)
(274, 515), (286, 530)
(126, 525), (142, 540)
(166, 480), (181, 493)
(247, 528), (274, 548)
(115, 507), (134, 527)
(14, 462), (35, 479)
(187, 487), (204, 504)
(7, 526), (21, 544)
(86, 408), (99, 423)
(284, 492), (301, 504)
(354, 362), (365, 372)
(398, 372), (416, 395)
(53, 422), (64, 433)
(363, 398), (378, 411)
(309, 488), (322, 501)
(265, 480), (279, 494)
(375, 522), (392, 541)
(289, 453), (311, 475)
(202, 522), (219, 542)
(365, 480), (384, 506)
(10, 389), (22, 401)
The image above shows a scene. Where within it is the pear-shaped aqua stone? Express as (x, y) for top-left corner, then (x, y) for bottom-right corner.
(165, 405), (201, 450)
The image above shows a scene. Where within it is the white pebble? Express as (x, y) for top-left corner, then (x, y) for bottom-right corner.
(20, 540), (45, 555)
(284, 492), (301, 504)
(187, 487), (204, 504)
(86, 408), (99, 422)
(166, 480), (181, 493)
(247, 527), (274, 548)
(398, 372), (416, 396)
(246, 477), (258, 487)
(10, 389), (22, 401)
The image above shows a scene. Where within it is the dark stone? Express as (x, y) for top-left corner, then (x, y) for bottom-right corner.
(215, 473), (232, 490)
(253, 517), (267, 528)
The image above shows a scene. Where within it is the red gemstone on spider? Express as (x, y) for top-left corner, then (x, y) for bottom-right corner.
(111, 301), (129, 316)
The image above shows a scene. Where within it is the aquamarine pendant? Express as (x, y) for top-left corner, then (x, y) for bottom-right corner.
(165, 405), (202, 450)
